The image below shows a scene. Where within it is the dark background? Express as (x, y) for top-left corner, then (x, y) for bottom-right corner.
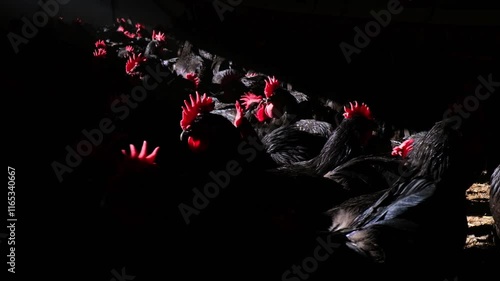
(2, 0), (500, 280)
(2, 1), (499, 126)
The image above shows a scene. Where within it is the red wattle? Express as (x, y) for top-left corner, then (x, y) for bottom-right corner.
(188, 136), (208, 153)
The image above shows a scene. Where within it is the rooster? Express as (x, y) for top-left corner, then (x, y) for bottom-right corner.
(277, 101), (377, 177)
(101, 140), (161, 225)
(240, 71), (268, 94)
(100, 140), (202, 280)
(309, 118), (482, 281)
(175, 94), (354, 280)
(323, 136), (417, 227)
(172, 40), (209, 85)
(321, 136), (415, 223)
(144, 30), (170, 60)
(240, 76), (302, 135)
(261, 123), (333, 165)
(178, 92), (275, 180)
(233, 99), (334, 166)
(390, 131), (427, 158)
(238, 76), (338, 163)
(179, 92), (240, 153)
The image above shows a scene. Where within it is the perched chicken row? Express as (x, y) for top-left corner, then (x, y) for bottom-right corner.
(86, 18), (490, 280)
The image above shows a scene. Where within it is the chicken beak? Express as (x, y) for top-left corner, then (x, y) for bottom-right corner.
(180, 130), (189, 142)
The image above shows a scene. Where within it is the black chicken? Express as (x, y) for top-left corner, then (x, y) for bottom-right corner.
(307, 118), (484, 281)
(324, 154), (409, 197)
(177, 92), (277, 189)
(261, 121), (333, 165)
(179, 93), (241, 156)
(174, 94), (352, 280)
(322, 135), (417, 228)
(101, 141), (162, 225)
(212, 68), (247, 103)
(143, 30), (171, 60)
(233, 100), (334, 166)
(277, 101), (378, 177)
(172, 40), (209, 84)
(240, 76), (302, 136)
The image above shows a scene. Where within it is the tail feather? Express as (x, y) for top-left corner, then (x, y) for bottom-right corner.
(352, 178), (436, 228)
(325, 178), (436, 266)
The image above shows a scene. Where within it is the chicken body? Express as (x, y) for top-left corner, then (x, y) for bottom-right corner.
(278, 113), (377, 177)
(307, 118), (479, 281)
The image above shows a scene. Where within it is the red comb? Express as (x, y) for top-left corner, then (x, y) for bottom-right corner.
(234, 101), (244, 127)
(245, 72), (259, 78)
(135, 23), (145, 30)
(117, 26), (125, 32)
(264, 76), (280, 98)
(125, 53), (147, 75)
(93, 48), (107, 58)
(121, 140), (160, 164)
(95, 40), (106, 49)
(255, 104), (268, 122)
(123, 30), (136, 39)
(240, 92), (263, 110)
(125, 45), (134, 52)
(343, 101), (373, 120)
(152, 30), (166, 42)
(186, 72), (200, 89)
(180, 92), (215, 130)
(391, 139), (414, 158)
